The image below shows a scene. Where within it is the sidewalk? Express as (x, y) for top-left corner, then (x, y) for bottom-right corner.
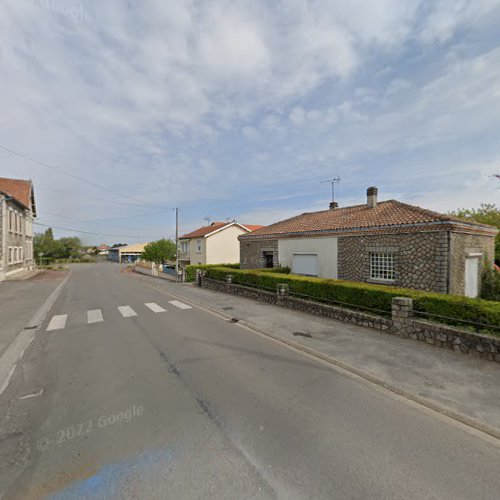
(133, 272), (500, 438)
(0, 270), (67, 357)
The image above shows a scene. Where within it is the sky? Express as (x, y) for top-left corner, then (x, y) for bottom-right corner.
(1, 0), (500, 245)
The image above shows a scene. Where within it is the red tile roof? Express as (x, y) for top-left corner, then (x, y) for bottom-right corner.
(0, 177), (35, 212)
(180, 222), (265, 239)
(241, 200), (497, 239)
(241, 224), (265, 231)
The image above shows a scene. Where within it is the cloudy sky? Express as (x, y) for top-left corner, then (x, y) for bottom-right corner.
(1, 0), (500, 245)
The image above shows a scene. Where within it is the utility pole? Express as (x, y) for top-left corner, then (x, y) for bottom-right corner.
(175, 207), (179, 281)
(320, 177), (341, 205)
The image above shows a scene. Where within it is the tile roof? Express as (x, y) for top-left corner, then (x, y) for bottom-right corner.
(180, 222), (265, 239)
(180, 222), (228, 239)
(241, 224), (265, 232)
(241, 200), (497, 238)
(0, 177), (34, 212)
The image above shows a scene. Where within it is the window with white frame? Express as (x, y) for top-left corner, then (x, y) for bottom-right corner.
(8, 247), (13, 264)
(370, 252), (395, 281)
(195, 239), (202, 253)
(180, 241), (189, 253)
(19, 247), (23, 262)
(8, 209), (13, 232)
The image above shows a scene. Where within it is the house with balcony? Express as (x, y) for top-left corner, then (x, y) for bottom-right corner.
(239, 187), (498, 297)
(178, 221), (264, 269)
(0, 177), (37, 280)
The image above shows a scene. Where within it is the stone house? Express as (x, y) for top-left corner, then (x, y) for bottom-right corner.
(0, 177), (37, 281)
(238, 187), (498, 297)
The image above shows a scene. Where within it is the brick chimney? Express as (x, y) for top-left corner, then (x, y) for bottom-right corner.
(329, 201), (338, 209)
(367, 186), (378, 208)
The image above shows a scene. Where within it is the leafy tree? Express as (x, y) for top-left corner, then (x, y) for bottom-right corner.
(142, 239), (176, 265)
(450, 204), (500, 263)
(33, 229), (82, 260)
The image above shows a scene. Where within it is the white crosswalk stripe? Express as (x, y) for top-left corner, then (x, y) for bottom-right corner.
(117, 305), (137, 318)
(87, 309), (104, 324)
(168, 300), (192, 310)
(145, 302), (166, 313)
(46, 314), (68, 331)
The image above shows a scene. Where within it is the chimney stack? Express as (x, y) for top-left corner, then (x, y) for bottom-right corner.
(367, 186), (378, 208)
(329, 201), (338, 210)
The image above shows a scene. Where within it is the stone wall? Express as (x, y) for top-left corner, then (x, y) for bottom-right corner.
(200, 277), (500, 363)
(449, 231), (496, 295)
(337, 230), (449, 293)
(240, 238), (279, 269)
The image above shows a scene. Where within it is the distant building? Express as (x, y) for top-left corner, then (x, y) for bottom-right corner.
(239, 187), (498, 298)
(178, 221), (264, 269)
(0, 177), (37, 281)
(97, 244), (111, 256)
(108, 243), (148, 263)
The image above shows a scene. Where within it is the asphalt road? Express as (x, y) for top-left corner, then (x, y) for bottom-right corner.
(1, 263), (499, 499)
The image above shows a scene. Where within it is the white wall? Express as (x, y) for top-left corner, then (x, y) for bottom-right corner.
(206, 225), (246, 264)
(278, 237), (338, 278)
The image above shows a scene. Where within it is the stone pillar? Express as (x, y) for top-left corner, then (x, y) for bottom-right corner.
(391, 297), (413, 337)
(277, 284), (289, 298)
(226, 274), (233, 284)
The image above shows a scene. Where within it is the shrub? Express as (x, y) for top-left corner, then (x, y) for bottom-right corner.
(203, 266), (500, 332)
(257, 266), (291, 274)
(184, 263), (239, 282)
(480, 266), (500, 301)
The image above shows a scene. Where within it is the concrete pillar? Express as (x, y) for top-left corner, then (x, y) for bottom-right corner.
(277, 284), (289, 298)
(226, 274), (233, 284)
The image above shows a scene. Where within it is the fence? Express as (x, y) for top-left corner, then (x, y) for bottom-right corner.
(197, 272), (500, 363)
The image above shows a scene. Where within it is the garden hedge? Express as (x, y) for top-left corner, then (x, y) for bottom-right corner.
(201, 267), (500, 332)
(184, 263), (239, 282)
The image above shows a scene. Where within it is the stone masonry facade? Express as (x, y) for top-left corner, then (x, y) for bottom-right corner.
(337, 230), (450, 293)
(240, 238), (279, 269)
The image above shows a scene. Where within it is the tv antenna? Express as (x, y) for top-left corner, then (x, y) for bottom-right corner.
(320, 177), (341, 204)
(204, 216), (211, 225)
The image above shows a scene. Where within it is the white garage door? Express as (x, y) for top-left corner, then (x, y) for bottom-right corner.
(292, 254), (318, 277)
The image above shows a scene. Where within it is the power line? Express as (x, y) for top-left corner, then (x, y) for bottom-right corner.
(0, 143), (158, 207)
(40, 211), (172, 231)
(34, 221), (162, 239)
(35, 186), (158, 208)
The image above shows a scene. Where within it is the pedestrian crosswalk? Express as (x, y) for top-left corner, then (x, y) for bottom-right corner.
(45, 300), (193, 332)
(47, 314), (68, 331)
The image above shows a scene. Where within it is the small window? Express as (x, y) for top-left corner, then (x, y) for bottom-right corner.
(196, 239), (202, 253)
(19, 247), (23, 262)
(8, 247), (12, 264)
(8, 210), (13, 232)
(370, 253), (395, 281)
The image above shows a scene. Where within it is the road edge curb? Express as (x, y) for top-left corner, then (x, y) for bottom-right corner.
(0, 270), (71, 395)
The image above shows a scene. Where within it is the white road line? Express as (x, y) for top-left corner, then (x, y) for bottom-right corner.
(87, 309), (104, 324)
(168, 300), (192, 310)
(117, 305), (137, 318)
(145, 302), (166, 313)
(46, 314), (68, 331)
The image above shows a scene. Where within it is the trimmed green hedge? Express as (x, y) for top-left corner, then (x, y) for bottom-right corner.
(184, 263), (239, 282)
(257, 266), (291, 274)
(202, 267), (500, 333)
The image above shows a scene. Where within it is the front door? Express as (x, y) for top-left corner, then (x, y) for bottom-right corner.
(263, 252), (274, 268)
(465, 257), (479, 298)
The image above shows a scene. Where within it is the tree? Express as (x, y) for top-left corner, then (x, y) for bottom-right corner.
(450, 204), (500, 264)
(33, 229), (82, 260)
(142, 239), (176, 265)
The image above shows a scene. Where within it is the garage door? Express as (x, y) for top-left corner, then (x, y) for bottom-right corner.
(292, 254), (318, 277)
